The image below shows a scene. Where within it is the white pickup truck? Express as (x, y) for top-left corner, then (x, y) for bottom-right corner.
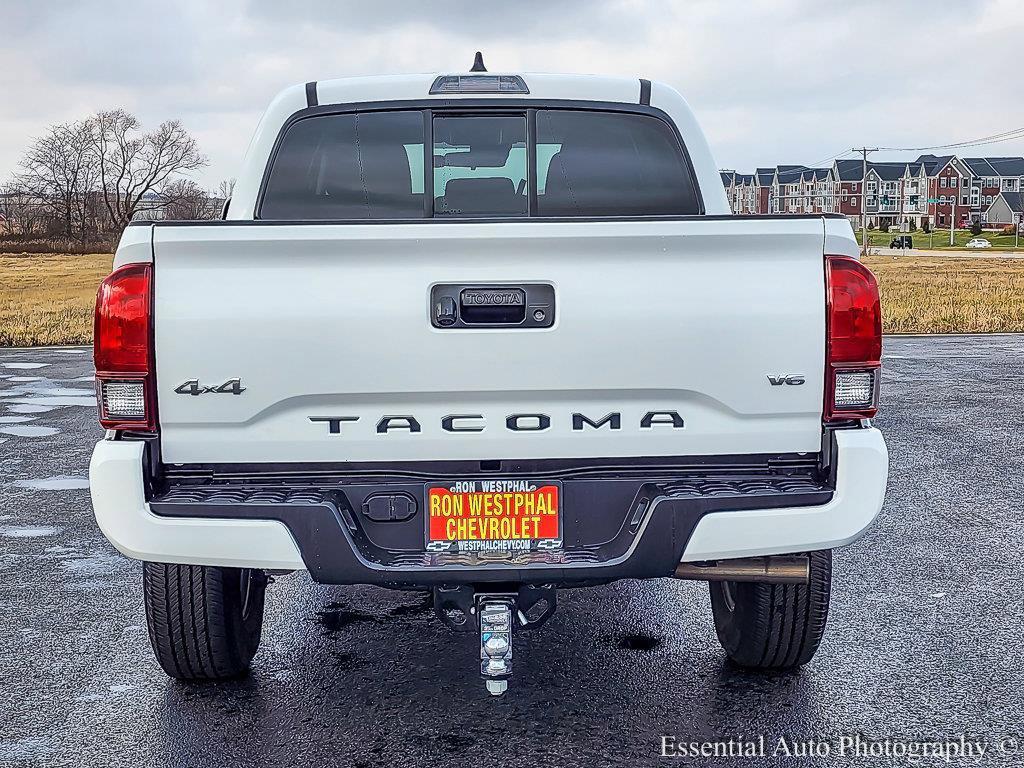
(90, 59), (888, 694)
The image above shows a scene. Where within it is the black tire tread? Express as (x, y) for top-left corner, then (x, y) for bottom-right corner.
(710, 550), (831, 670)
(143, 562), (265, 681)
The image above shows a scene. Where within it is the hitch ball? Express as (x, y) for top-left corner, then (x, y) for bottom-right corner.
(478, 597), (515, 696)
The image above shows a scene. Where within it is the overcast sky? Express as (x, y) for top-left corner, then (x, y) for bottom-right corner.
(2, 0), (1022, 189)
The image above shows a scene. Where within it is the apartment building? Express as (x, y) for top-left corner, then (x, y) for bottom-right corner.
(964, 157), (1024, 222)
(834, 159), (863, 219)
(723, 165), (840, 217)
(755, 168), (774, 213)
(720, 171), (758, 214)
(723, 153), (1024, 230)
(863, 162), (928, 228)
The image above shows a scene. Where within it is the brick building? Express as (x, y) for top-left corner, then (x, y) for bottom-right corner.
(724, 154), (1024, 230)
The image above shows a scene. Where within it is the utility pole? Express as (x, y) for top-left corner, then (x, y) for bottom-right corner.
(950, 189), (956, 246)
(853, 148), (878, 255)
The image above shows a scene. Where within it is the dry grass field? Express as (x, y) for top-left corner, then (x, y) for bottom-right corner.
(0, 253), (112, 346)
(0, 253), (1023, 345)
(864, 255), (1024, 334)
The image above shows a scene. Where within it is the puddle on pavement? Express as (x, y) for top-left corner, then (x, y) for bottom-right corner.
(316, 604), (380, 632)
(0, 736), (55, 763)
(0, 525), (62, 538)
(23, 386), (93, 397)
(0, 426), (59, 438)
(6, 404), (57, 414)
(61, 555), (119, 576)
(388, 595), (434, 617)
(10, 396), (94, 408)
(14, 476), (89, 491)
(617, 634), (663, 651)
(330, 650), (358, 668)
(0, 416), (34, 424)
(0, 362), (50, 370)
(316, 594), (434, 632)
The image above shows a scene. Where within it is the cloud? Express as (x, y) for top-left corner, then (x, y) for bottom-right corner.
(1, 0), (1022, 188)
(245, 0), (641, 39)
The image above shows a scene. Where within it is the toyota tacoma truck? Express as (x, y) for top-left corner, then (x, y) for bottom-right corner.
(90, 57), (888, 694)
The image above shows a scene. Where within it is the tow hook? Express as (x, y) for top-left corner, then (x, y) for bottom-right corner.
(478, 596), (514, 696)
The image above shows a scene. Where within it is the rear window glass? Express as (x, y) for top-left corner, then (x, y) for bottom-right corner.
(260, 111), (424, 220)
(433, 115), (527, 218)
(535, 110), (698, 216)
(259, 108), (699, 220)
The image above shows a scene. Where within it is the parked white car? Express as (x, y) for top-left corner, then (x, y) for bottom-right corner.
(89, 60), (889, 692)
(966, 238), (992, 249)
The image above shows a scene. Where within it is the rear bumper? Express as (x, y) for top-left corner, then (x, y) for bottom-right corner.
(90, 428), (887, 584)
(90, 439), (306, 572)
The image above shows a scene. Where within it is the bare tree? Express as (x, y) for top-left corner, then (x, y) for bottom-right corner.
(0, 183), (47, 237)
(213, 177), (237, 218)
(161, 179), (212, 220)
(216, 178), (236, 202)
(91, 109), (208, 229)
(9, 109), (208, 240)
(16, 119), (98, 238)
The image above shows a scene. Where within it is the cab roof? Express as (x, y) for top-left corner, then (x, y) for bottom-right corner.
(312, 72), (649, 108)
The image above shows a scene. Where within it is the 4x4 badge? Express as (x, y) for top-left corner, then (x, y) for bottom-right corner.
(174, 378), (245, 396)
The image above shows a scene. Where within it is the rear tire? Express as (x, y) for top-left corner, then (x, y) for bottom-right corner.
(143, 562), (267, 680)
(709, 550), (831, 669)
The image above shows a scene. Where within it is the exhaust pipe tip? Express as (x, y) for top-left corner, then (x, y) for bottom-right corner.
(674, 555), (810, 584)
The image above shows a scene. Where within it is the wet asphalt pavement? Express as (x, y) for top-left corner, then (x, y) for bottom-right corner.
(1, 337), (1022, 767)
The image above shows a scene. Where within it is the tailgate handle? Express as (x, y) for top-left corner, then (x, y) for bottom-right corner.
(431, 284), (555, 329)
(460, 288), (526, 325)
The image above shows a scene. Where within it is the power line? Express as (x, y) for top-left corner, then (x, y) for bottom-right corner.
(877, 126), (1024, 152)
(722, 150), (855, 181)
(768, 131), (1024, 175)
(778, 149), (857, 173)
(727, 128), (1024, 181)
(806, 148), (856, 168)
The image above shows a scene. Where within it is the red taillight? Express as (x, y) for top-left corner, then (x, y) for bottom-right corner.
(825, 255), (882, 422)
(94, 263), (156, 431)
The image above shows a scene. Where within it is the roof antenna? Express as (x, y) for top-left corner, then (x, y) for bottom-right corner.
(470, 51), (487, 72)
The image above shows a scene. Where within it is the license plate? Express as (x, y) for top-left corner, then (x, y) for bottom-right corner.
(425, 480), (562, 553)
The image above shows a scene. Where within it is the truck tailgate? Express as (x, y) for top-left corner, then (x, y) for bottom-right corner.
(152, 218), (826, 464)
